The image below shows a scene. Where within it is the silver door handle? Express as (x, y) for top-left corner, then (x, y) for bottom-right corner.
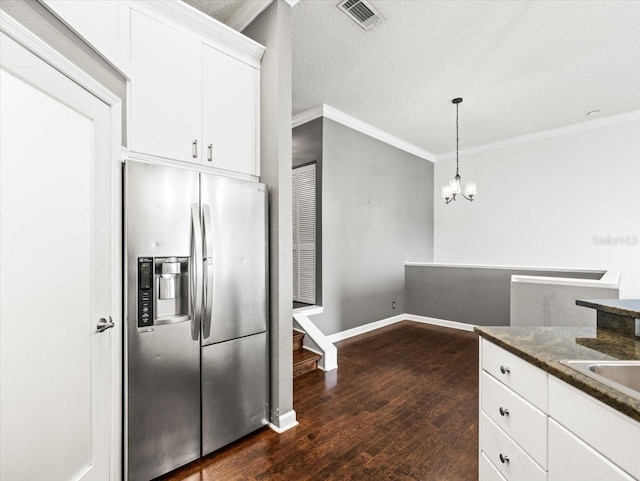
(207, 143), (213, 162)
(97, 317), (114, 333)
(202, 203), (214, 339)
(190, 204), (203, 340)
(192, 139), (198, 159)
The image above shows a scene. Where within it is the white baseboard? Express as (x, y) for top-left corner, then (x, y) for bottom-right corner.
(268, 409), (298, 434)
(325, 313), (476, 343)
(326, 314), (406, 343)
(404, 314), (476, 331)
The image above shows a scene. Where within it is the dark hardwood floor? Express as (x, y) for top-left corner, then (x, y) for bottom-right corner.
(159, 321), (479, 481)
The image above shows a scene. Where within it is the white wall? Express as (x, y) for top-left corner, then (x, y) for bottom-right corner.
(434, 116), (640, 298)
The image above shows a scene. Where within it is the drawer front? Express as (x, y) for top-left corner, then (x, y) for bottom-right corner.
(481, 371), (548, 468)
(481, 451), (508, 481)
(549, 376), (640, 480)
(482, 338), (548, 412)
(481, 413), (547, 481)
(548, 419), (635, 481)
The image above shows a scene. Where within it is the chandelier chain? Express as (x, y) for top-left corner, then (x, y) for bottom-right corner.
(456, 102), (460, 177)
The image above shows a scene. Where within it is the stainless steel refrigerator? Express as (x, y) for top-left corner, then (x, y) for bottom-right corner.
(124, 161), (268, 481)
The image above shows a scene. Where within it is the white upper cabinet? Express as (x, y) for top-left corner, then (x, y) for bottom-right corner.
(127, 4), (264, 176)
(202, 44), (258, 176)
(130, 10), (203, 164)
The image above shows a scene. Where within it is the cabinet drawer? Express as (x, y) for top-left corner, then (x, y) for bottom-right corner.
(481, 371), (548, 468)
(548, 419), (635, 481)
(481, 413), (546, 481)
(481, 338), (548, 412)
(549, 376), (640, 480)
(481, 452), (508, 481)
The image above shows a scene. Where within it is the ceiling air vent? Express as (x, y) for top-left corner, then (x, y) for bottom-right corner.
(337, 0), (383, 30)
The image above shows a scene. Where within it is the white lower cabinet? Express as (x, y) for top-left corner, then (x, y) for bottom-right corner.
(481, 452), (508, 481)
(480, 338), (640, 481)
(481, 371), (548, 468)
(548, 419), (635, 481)
(549, 376), (640, 479)
(481, 413), (547, 481)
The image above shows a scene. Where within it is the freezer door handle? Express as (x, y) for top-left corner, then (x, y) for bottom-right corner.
(190, 203), (203, 340)
(202, 203), (214, 339)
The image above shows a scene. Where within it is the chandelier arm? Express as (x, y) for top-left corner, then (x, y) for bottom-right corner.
(460, 193), (474, 202)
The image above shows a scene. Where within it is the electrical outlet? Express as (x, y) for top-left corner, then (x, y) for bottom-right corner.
(392, 301), (396, 309)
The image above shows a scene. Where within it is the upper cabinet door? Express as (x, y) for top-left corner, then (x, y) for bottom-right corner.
(202, 44), (258, 176)
(130, 10), (202, 164)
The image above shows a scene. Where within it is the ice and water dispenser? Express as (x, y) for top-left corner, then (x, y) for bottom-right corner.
(137, 257), (190, 328)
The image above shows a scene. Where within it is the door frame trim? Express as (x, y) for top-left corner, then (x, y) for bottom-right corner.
(1, 10), (124, 481)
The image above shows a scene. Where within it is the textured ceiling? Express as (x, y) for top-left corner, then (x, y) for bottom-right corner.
(182, 0), (244, 23)
(292, 1), (640, 155)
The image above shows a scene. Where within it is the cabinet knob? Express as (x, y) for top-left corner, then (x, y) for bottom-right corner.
(500, 365), (511, 374)
(192, 139), (198, 159)
(499, 454), (510, 464)
(207, 143), (213, 162)
(499, 407), (510, 416)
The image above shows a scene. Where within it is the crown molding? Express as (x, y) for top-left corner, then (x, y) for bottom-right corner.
(0, 10), (121, 107)
(436, 110), (640, 162)
(133, 1), (265, 67)
(226, 0), (273, 32)
(292, 104), (436, 162)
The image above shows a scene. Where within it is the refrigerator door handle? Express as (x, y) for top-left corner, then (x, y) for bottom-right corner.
(202, 203), (214, 339)
(190, 203), (203, 340)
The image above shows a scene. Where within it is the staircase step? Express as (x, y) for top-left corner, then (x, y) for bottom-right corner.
(293, 329), (304, 352)
(293, 348), (321, 378)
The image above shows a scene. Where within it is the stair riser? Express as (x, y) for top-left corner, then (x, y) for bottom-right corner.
(293, 333), (304, 352)
(293, 359), (318, 378)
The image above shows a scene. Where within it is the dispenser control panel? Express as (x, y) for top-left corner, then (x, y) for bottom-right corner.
(138, 257), (154, 328)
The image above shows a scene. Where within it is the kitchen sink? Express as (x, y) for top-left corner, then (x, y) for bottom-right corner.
(560, 360), (640, 401)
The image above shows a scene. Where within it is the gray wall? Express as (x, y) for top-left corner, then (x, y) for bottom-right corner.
(312, 118), (434, 336)
(244, 0), (294, 428)
(1, 0), (128, 145)
(292, 118), (323, 304)
(293, 117), (322, 167)
(405, 265), (606, 326)
(511, 282), (618, 327)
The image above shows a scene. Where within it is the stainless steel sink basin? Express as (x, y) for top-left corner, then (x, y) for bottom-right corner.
(560, 360), (640, 401)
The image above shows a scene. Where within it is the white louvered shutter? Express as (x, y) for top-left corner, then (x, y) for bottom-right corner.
(292, 170), (299, 299)
(292, 164), (316, 304)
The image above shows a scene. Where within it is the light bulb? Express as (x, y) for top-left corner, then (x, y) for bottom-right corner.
(464, 181), (477, 196)
(449, 178), (461, 195)
(441, 185), (452, 199)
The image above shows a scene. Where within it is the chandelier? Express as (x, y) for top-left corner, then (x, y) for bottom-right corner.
(441, 98), (476, 204)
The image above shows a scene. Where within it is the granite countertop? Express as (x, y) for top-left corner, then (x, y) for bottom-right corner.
(475, 325), (640, 423)
(576, 299), (640, 318)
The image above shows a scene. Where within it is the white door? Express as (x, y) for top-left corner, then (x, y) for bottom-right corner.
(292, 164), (316, 304)
(130, 9), (202, 164)
(202, 43), (258, 175)
(0, 33), (112, 481)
